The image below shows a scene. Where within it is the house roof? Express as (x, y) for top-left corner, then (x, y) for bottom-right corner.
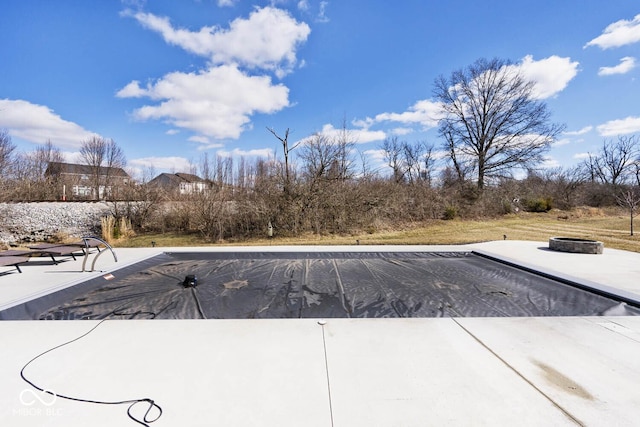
(175, 173), (205, 183)
(148, 172), (205, 187)
(45, 162), (130, 178)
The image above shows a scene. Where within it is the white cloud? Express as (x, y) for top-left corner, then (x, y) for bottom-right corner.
(362, 148), (387, 162)
(62, 150), (82, 163)
(373, 99), (442, 128)
(541, 155), (560, 169)
(125, 6), (310, 77)
(317, 1), (329, 23)
(390, 127), (413, 136)
(118, 6), (309, 142)
(573, 152), (591, 160)
(116, 80), (147, 98)
(217, 147), (274, 158)
(0, 99), (97, 149)
(351, 117), (374, 129)
(166, 129), (180, 135)
(564, 126), (593, 136)
(187, 135), (224, 150)
(297, 0), (329, 23)
(197, 142), (225, 150)
(584, 14), (640, 49)
(597, 116), (640, 136)
(117, 65), (290, 140)
(129, 156), (192, 172)
(188, 135), (211, 144)
(121, 0), (146, 9)
(598, 56), (636, 76)
(217, 0), (236, 7)
(553, 138), (572, 147)
(317, 123), (386, 144)
(515, 55), (579, 99)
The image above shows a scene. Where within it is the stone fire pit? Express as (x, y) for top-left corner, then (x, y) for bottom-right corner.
(549, 237), (604, 254)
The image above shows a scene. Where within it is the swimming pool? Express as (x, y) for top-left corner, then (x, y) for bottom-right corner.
(2, 251), (639, 319)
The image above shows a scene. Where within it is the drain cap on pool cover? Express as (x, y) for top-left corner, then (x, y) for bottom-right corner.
(182, 275), (198, 288)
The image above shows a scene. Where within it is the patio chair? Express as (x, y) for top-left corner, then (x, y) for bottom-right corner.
(29, 238), (104, 254)
(0, 247), (80, 264)
(0, 255), (30, 273)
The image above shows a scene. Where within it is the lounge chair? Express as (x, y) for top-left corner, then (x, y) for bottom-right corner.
(0, 256), (29, 273)
(29, 238), (103, 254)
(0, 246), (81, 264)
(0, 237), (114, 271)
(28, 243), (88, 258)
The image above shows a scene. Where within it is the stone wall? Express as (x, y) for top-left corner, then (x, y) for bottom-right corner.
(0, 202), (112, 245)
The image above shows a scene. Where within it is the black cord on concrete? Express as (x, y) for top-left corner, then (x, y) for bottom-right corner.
(20, 318), (163, 426)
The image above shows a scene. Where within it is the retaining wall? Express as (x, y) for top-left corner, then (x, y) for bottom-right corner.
(0, 202), (112, 245)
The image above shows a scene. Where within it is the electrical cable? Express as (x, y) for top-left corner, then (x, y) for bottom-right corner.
(190, 287), (208, 319)
(20, 318), (163, 426)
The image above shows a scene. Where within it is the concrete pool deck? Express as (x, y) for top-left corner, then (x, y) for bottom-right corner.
(0, 241), (639, 426)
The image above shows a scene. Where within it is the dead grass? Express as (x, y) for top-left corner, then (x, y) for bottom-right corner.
(113, 232), (215, 248)
(114, 207), (640, 253)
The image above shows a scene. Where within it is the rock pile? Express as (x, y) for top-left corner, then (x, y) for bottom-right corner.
(0, 202), (112, 245)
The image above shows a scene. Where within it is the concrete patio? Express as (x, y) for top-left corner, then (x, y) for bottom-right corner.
(0, 241), (638, 426)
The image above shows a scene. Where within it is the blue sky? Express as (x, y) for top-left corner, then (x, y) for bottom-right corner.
(1, 0), (639, 178)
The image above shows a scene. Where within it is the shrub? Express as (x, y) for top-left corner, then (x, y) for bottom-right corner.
(524, 197), (553, 212)
(101, 215), (134, 243)
(101, 216), (115, 244)
(442, 206), (457, 220)
(501, 199), (514, 214)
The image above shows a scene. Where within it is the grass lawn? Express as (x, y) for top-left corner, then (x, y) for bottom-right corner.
(114, 207), (640, 253)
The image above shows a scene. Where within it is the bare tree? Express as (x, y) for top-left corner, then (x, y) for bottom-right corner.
(434, 57), (564, 190)
(544, 166), (585, 210)
(634, 161), (640, 187)
(420, 142), (437, 186)
(33, 140), (64, 177)
(300, 133), (335, 181)
(580, 152), (600, 183)
(331, 120), (356, 181)
(357, 149), (376, 179)
(616, 187), (640, 236)
(299, 131), (354, 181)
(11, 140), (65, 200)
(80, 136), (126, 200)
(381, 136), (406, 183)
(199, 152), (213, 182)
(582, 135), (638, 186)
(216, 156), (233, 187)
(402, 140), (422, 185)
(0, 130), (17, 200)
(236, 156), (248, 190)
(0, 129), (16, 176)
(80, 137), (105, 196)
(402, 140), (436, 186)
(380, 138), (437, 186)
(268, 127), (299, 197)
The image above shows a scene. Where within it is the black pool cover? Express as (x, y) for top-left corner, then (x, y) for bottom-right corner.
(2, 251), (639, 320)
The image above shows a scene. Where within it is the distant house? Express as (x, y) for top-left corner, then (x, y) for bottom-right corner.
(148, 172), (208, 195)
(45, 161), (130, 200)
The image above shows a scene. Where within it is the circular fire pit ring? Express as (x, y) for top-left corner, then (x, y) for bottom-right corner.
(549, 237), (604, 254)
